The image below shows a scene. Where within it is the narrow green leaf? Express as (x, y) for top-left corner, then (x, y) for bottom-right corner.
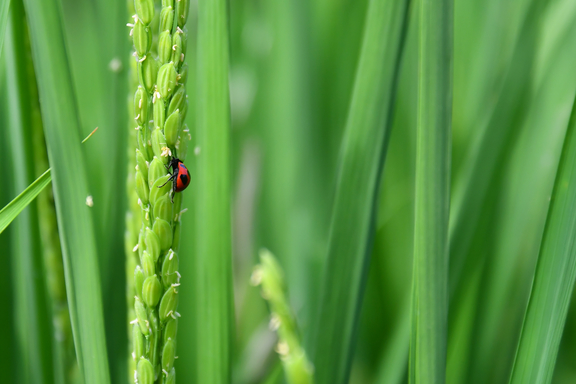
(310, 1), (411, 383)
(409, 0), (453, 382)
(21, 0), (111, 382)
(195, 0), (234, 382)
(0, 168), (51, 235)
(0, 0), (10, 57)
(508, 96), (576, 384)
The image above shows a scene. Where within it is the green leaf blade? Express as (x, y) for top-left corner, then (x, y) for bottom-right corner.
(0, 168), (51, 234)
(509, 96), (576, 384)
(21, 0), (111, 382)
(410, 0), (453, 382)
(195, 0), (234, 382)
(310, 1), (411, 383)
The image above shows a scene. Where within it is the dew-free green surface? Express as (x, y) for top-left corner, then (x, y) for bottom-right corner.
(310, 1), (410, 383)
(509, 96), (576, 384)
(21, 0), (111, 382)
(195, 0), (234, 382)
(0, 169), (51, 235)
(3, 1), (576, 384)
(409, 0), (452, 382)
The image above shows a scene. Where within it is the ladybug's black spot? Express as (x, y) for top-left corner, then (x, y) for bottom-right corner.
(180, 174), (188, 185)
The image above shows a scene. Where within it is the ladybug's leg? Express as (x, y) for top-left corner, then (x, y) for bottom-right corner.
(171, 177), (177, 203)
(158, 172), (177, 188)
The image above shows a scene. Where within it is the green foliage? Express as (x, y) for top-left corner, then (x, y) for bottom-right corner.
(0, 169), (51, 235)
(3, 0), (576, 384)
(409, 0), (452, 382)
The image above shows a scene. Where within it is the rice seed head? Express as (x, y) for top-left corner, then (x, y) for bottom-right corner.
(171, 221), (181, 250)
(168, 86), (186, 116)
(141, 204), (152, 228)
(154, 194), (173, 223)
(148, 332), (161, 376)
(162, 0), (174, 8)
(163, 318), (178, 345)
(178, 62), (188, 85)
(162, 250), (179, 287)
(136, 150), (149, 180)
(135, 170), (150, 205)
(138, 56), (158, 94)
(176, 0), (189, 28)
(143, 275), (162, 307)
(141, 251), (155, 278)
(153, 219), (173, 251)
(134, 0), (154, 26)
(134, 86), (148, 126)
(148, 157), (166, 189)
(179, 27), (188, 57)
(157, 63), (177, 99)
(179, 99), (188, 121)
(134, 297), (150, 336)
(145, 227), (162, 262)
(164, 110), (181, 147)
(134, 265), (145, 299)
(132, 20), (152, 58)
(158, 31), (173, 64)
(162, 338), (176, 372)
(151, 129), (169, 163)
(153, 98), (166, 130)
(137, 127), (152, 161)
(137, 358), (154, 384)
(165, 368), (176, 384)
(159, 287), (179, 322)
(133, 324), (145, 359)
(159, 6), (175, 32)
(149, 175), (171, 205)
(171, 33), (183, 68)
(138, 231), (146, 258)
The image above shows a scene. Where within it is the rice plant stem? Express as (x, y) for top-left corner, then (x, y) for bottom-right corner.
(508, 95), (576, 384)
(409, 0), (453, 382)
(195, 0), (234, 381)
(310, 0), (411, 383)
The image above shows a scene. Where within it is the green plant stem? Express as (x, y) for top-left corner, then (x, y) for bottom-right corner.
(508, 95), (576, 384)
(22, 0), (111, 381)
(310, 1), (410, 383)
(195, 0), (234, 381)
(409, 0), (453, 383)
(4, 4), (54, 382)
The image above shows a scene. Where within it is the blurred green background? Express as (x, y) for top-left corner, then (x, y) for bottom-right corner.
(2, 0), (576, 383)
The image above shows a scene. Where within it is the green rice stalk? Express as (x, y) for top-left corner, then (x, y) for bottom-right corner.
(508, 96), (576, 384)
(128, 0), (191, 382)
(126, 0), (140, 381)
(195, 0), (233, 381)
(309, 0), (410, 382)
(409, 0), (453, 381)
(252, 250), (314, 384)
(29, 46), (78, 384)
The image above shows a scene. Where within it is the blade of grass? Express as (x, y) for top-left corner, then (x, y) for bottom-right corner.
(21, 0), (110, 382)
(0, 0), (9, 57)
(195, 0), (234, 382)
(4, 4), (54, 382)
(508, 95), (576, 384)
(0, 168), (51, 234)
(310, 1), (410, 383)
(409, 0), (453, 382)
(0, 63), (16, 382)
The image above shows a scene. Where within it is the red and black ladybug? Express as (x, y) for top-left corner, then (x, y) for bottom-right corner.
(159, 157), (191, 202)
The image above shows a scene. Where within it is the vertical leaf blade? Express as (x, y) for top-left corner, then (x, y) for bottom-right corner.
(410, 0), (453, 381)
(509, 96), (576, 384)
(21, 0), (111, 382)
(196, 0), (234, 382)
(310, 1), (411, 383)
